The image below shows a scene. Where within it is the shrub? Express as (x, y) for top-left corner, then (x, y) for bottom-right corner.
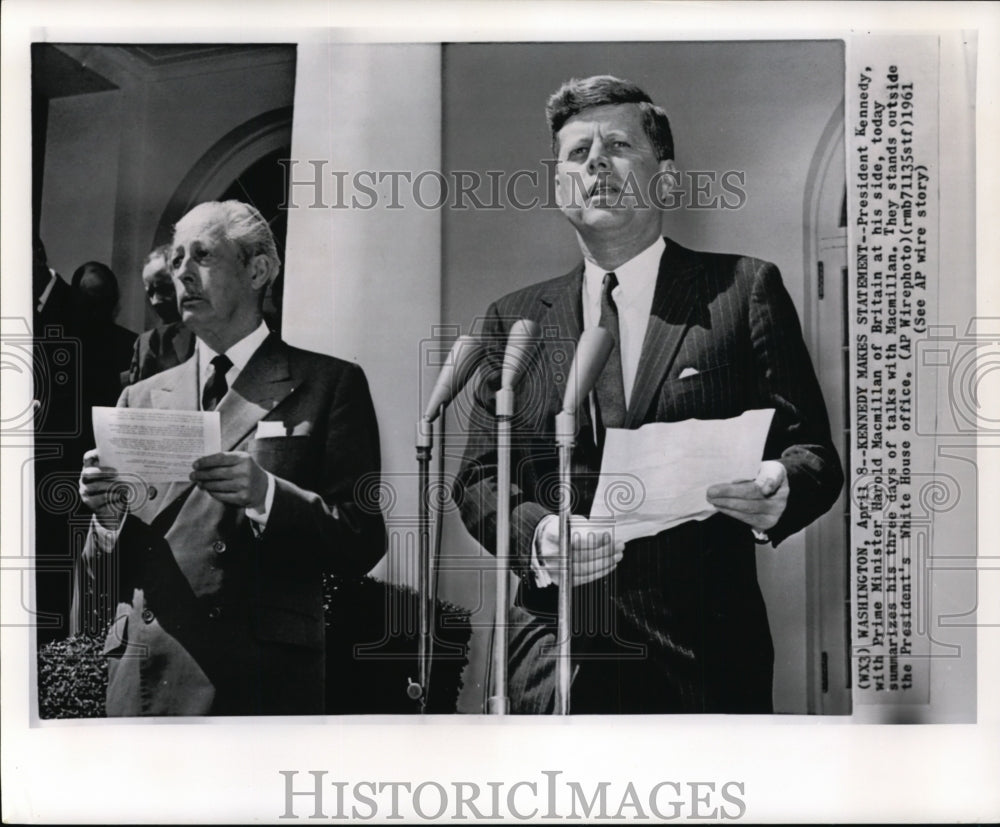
(37, 633), (107, 719)
(37, 575), (472, 717)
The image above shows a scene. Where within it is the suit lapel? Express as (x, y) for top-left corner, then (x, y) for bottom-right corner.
(140, 357), (200, 521)
(625, 239), (701, 427)
(135, 335), (298, 523)
(216, 334), (298, 450)
(172, 325), (195, 365)
(537, 266), (584, 421)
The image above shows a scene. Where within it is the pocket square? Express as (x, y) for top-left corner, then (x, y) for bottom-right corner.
(678, 366), (700, 379)
(254, 421), (312, 438)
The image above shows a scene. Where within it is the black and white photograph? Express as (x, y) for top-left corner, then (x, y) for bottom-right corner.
(2, 1), (998, 823)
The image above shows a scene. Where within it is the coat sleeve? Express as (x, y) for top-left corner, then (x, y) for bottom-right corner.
(453, 302), (551, 578)
(749, 261), (844, 545)
(260, 362), (387, 576)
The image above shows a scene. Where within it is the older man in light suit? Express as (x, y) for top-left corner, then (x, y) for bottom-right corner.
(79, 200), (385, 716)
(122, 244), (196, 387)
(455, 76), (843, 714)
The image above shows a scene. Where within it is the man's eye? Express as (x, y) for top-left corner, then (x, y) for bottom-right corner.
(612, 140), (631, 149)
(568, 147), (588, 159)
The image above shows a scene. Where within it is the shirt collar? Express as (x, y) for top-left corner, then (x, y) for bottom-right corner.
(37, 269), (59, 311)
(197, 321), (270, 373)
(583, 236), (665, 307)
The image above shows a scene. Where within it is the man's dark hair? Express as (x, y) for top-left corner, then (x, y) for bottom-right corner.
(545, 75), (674, 161)
(70, 261), (120, 306)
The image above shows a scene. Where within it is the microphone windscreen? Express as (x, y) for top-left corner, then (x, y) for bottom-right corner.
(501, 318), (542, 389)
(561, 327), (613, 413)
(423, 335), (485, 421)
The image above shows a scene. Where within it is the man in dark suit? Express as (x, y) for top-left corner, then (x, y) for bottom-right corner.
(33, 236), (72, 330)
(70, 262), (138, 415)
(33, 237), (80, 644)
(78, 200), (385, 715)
(455, 76), (843, 714)
(122, 244), (195, 386)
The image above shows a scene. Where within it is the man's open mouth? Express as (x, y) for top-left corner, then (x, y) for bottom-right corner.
(588, 181), (621, 202)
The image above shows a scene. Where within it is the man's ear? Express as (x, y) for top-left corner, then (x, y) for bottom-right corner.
(248, 254), (273, 290)
(654, 159), (680, 204)
(553, 165), (565, 209)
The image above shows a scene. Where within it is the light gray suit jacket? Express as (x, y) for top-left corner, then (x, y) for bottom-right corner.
(81, 334), (385, 716)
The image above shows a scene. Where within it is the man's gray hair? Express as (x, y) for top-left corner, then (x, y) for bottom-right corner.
(177, 200), (281, 283)
(144, 243), (173, 269)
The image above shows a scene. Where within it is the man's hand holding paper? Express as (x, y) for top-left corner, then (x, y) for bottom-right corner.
(706, 459), (789, 532)
(190, 451), (269, 511)
(532, 514), (624, 587)
(78, 449), (128, 531)
(590, 409), (781, 544)
(87, 406), (271, 515)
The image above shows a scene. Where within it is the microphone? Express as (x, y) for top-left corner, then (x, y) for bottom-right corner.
(500, 318), (542, 390)
(413, 334), (484, 711)
(561, 327), (614, 413)
(422, 335), (485, 422)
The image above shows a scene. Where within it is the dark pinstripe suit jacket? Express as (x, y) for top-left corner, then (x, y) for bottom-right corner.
(455, 238), (843, 714)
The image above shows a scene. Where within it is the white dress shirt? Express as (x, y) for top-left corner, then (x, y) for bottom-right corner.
(581, 236), (664, 405)
(196, 322), (276, 527)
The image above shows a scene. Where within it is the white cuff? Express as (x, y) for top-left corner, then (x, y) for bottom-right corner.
(90, 513), (122, 553)
(530, 513), (558, 588)
(245, 471), (276, 535)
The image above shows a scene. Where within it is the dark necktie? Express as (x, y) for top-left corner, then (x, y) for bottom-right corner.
(594, 272), (626, 447)
(202, 353), (233, 411)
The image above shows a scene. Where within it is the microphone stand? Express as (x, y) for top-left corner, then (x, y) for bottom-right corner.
(410, 334), (486, 712)
(410, 415), (434, 711)
(554, 407), (575, 716)
(487, 319), (541, 715)
(488, 384), (513, 715)
(552, 327), (614, 716)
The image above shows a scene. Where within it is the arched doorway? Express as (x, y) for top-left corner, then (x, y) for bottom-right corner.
(154, 109), (292, 331)
(802, 101), (851, 714)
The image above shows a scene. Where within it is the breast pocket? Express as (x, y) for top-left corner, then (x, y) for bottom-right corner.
(249, 436), (317, 487)
(658, 363), (745, 420)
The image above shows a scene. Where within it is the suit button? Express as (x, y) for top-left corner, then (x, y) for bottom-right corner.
(148, 485), (158, 500)
(141, 609), (155, 624)
(212, 540), (226, 554)
(208, 607), (223, 620)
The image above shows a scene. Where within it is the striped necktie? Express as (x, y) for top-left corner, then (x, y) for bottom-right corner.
(594, 271), (626, 447)
(202, 353), (233, 411)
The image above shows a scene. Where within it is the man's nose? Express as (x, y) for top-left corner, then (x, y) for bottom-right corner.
(586, 140), (610, 174)
(174, 257), (198, 284)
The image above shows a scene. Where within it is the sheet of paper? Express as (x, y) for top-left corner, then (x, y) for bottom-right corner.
(589, 408), (775, 544)
(92, 406), (221, 483)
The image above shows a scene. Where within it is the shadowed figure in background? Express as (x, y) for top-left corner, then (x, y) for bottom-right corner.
(454, 75), (843, 714)
(70, 262), (137, 426)
(123, 244), (195, 386)
(33, 237), (83, 644)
